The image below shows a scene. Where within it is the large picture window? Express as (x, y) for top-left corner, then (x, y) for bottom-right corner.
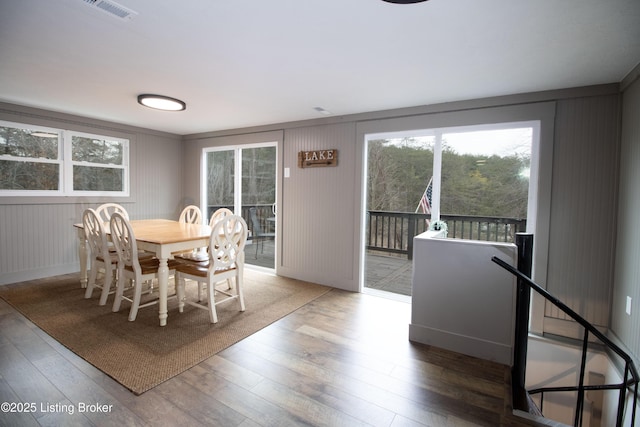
(0, 121), (129, 196)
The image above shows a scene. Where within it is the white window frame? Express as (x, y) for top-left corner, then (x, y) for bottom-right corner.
(201, 141), (277, 215)
(66, 130), (130, 197)
(0, 120), (129, 197)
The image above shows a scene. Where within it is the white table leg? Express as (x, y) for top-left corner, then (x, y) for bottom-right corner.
(77, 228), (88, 288)
(157, 257), (169, 327)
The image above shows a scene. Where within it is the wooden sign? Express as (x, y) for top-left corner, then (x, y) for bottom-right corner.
(298, 149), (338, 168)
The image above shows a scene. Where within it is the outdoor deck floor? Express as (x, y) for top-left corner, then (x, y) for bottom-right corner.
(246, 240), (413, 296)
(364, 252), (413, 296)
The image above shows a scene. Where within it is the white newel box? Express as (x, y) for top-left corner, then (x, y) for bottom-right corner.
(409, 231), (518, 365)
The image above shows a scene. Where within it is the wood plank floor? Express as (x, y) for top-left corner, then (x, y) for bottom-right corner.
(0, 276), (547, 427)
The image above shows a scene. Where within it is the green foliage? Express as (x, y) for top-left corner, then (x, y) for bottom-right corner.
(368, 139), (529, 219)
(368, 139), (433, 211)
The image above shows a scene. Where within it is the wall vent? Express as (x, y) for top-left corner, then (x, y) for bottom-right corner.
(82, 0), (138, 20)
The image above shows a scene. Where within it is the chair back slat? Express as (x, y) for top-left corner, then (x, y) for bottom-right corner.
(179, 205), (202, 224)
(209, 215), (248, 271)
(109, 212), (141, 273)
(209, 207), (233, 227)
(83, 208), (110, 260)
(95, 203), (129, 224)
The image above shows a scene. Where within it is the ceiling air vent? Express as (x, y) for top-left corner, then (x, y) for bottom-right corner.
(82, 0), (138, 20)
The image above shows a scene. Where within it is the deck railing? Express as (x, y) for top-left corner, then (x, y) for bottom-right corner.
(366, 211), (526, 259)
(207, 204), (274, 236)
(207, 207), (526, 260)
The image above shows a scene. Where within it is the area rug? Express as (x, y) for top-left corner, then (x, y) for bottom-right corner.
(0, 270), (331, 395)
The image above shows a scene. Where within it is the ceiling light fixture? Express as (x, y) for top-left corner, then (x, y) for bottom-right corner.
(137, 94), (186, 111)
(382, 0), (429, 3)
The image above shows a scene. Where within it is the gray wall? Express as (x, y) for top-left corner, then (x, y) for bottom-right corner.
(544, 93), (621, 337)
(0, 103), (184, 285)
(612, 73), (640, 363)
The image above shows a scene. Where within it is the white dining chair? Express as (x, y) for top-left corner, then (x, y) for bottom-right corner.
(179, 205), (202, 224)
(175, 214), (248, 323)
(175, 204), (206, 261)
(83, 208), (119, 305)
(208, 207), (233, 227)
(175, 205), (208, 264)
(95, 203), (129, 224)
(95, 202), (155, 261)
(177, 207), (235, 300)
(109, 212), (180, 321)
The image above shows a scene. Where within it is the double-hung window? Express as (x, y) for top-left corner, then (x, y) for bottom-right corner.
(0, 120), (129, 197)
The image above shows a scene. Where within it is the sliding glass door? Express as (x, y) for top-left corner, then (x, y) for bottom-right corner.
(203, 143), (277, 269)
(363, 122), (537, 297)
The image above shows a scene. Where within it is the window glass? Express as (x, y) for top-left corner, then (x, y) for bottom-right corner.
(73, 165), (124, 191)
(0, 120), (129, 196)
(0, 160), (59, 190)
(72, 135), (124, 165)
(365, 123), (534, 243)
(241, 146), (276, 207)
(206, 150), (235, 208)
(441, 128), (531, 218)
(0, 125), (59, 159)
(439, 127), (532, 241)
(367, 136), (434, 212)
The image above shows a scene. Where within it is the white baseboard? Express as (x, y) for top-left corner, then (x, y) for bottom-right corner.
(409, 323), (513, 365)
(0, 263), (79, 286)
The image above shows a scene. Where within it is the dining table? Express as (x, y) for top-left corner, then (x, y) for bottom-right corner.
(74, 219), (212, 326)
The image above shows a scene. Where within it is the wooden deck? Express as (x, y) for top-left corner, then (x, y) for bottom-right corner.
(365, 252), (413, 296)
(246, 241), (413, 297)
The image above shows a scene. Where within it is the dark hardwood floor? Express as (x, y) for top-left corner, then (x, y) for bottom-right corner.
(0, 275), (547, 427)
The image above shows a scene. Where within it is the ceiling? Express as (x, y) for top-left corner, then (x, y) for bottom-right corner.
(1, 0), (639, 136)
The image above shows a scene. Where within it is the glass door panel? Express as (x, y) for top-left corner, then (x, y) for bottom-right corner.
(241, 146), (276, 269)
(440, 128), (532, 241)
(364, 136), (434, 297)
(204, 144), (276, 270)
(205, 149), (235, 218)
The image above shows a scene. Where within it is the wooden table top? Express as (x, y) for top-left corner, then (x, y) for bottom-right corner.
(128, 219), (212, 244)
(75, 219), (212, 245)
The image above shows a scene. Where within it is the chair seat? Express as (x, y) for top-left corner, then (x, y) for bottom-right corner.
(124, 258), (181, 274)
(138, 251), (155, 260)
(175, 214), (247, 324)
(175, 261), (236, 278)
(174, 251), (210, 263)
(96, 252), (120, 264)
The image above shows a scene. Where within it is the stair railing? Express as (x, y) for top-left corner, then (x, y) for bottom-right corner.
(492, 255), (639, 427)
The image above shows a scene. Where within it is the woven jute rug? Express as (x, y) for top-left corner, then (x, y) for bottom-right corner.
(0, 269), (331, 395)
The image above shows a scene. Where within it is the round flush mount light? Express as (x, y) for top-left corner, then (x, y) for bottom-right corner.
(382, 0), (429, 3)
(137, 94), (186, 111)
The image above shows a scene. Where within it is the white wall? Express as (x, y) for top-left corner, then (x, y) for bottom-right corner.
(409, 231), (517, 365)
